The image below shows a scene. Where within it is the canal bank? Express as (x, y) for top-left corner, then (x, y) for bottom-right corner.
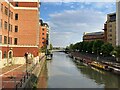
(68, 52), (120, 75)
(26, 55), (47, 89)
(46, 52), (120, 88)
(15, 55), (47, 89)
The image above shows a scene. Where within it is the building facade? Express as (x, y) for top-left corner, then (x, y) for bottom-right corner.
(103, 13), (116, 47)
(83, 32), (105, 42)
(0, 0), (40, 68)
(39, 19), (49, 48)
(116, 0), (120, 46)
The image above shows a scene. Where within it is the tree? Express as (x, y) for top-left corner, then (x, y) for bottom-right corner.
(112, 46), (120, 62)
(50, 44), (53, 50)
(87, 41), (94, 53)
(78, 42), (83, 52)
(92, 40), (104, 55)
(69, 44), (74, 51)
(101, 43), (114, 56)
(72, 42), (80, 51)
(82, 41), (89, 52)
(40, 46), (47, 53)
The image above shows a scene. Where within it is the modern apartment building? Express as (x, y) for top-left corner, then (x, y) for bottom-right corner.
(103, 13), (116, 47)
(83, 32), (105, 42)
(0, 0), (40, 67)
(39, 19), (49, 48)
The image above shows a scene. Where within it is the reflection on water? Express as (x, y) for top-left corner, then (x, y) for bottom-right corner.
(44, 52), (120, 88)
(37, 63), (48, 88)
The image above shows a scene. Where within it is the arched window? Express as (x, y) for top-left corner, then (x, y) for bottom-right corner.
(3, 51), (7, 58)
(9, 51), (12, 58)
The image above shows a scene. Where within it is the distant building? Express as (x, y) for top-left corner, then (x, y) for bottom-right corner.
(39, 19), (49, 48)
(0, 0), (40, 68)
(103, 13), (116, 47)
(83, 32), (105, 42)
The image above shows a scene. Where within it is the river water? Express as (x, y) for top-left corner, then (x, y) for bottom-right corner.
(45, 52), (120, 88)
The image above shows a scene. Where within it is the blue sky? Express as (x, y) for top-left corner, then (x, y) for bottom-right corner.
(40, 1), (116, 47)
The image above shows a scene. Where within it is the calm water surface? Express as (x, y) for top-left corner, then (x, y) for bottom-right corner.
(47, 52), (120, 88)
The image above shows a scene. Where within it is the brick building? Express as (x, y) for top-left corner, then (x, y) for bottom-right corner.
(83, 32), (105, 42)
(0, 0), (40, 67)
(39, 19), (49, 48)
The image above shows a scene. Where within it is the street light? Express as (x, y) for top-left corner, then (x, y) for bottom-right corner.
(100, 53), (102, 55)
(24, 52), (28, 78)
(97, 48), (99, 61)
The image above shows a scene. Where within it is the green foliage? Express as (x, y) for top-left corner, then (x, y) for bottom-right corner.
(87, 41), (94, 53)
(82, 41), (89, 52)
(92, 40), (104, 54)
(101, 43), (114, 56)
(72, 42), (79, 50)
(66, 40), (115, 57)
(114, 46), (120, 58)
(110, 46), (120, 62)
(50, 44), (53, 50)
(39, 46), (47, 53)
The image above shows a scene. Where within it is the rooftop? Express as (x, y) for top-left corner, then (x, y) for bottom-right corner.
(84, 32), (104, 36)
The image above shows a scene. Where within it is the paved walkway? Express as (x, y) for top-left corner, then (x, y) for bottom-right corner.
(0, 55), (45, 89)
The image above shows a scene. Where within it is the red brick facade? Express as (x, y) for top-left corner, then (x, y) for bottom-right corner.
(39, 20), (49, 48)
(83, 32), (105, 42)
(0, 1), (40, 59)
(39, 26), (47, 48)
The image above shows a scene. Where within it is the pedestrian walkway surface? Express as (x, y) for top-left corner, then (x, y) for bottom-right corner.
(0, 64), (26, 89)
(0, 55), (45, 89)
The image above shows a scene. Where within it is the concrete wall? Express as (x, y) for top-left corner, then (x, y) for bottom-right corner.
(0, 57), (25, 68)
(107, 21), (116, 47)
(116, 0), (120, 46)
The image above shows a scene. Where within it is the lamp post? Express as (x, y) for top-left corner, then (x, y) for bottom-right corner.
(24, 52), (28, 78)
(97, 48), (99, 61)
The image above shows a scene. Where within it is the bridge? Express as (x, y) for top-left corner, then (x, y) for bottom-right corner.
(52, 49), (65, 52)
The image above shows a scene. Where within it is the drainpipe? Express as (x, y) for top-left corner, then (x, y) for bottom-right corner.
(7, 1), (10, 66)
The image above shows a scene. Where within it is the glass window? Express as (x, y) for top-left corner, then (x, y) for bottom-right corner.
(109, 29), (112, 32)
(109, 34), (112, 37)
(0, 19), (2, 28)
(15, 2), (19, 7)
(9, 51), (12, 58)
(15, 26), (18, 32)
(5, 7), (8, 15)
(4, 21), (7, 30)
(3, 51), (7, 58)
(42, 28), (44, 31)
(4, 36), (7, 44)
(42, 38), (44, 40)
(14, 38), (17, 45)
(15, 13), (18, 20)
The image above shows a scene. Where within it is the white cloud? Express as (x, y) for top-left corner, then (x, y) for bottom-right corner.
(48, 9), (106, 47)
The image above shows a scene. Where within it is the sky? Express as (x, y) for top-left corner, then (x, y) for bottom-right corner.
(40, 0), (116, 48)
